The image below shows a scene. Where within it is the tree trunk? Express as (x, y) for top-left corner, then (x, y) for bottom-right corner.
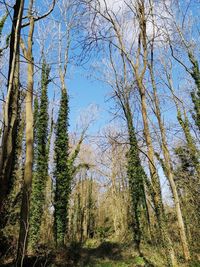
(0, 0), (24, 212)
(149, 65), (190, 261)
(16, 8), (34, 264)
(137, 79), (177, 267)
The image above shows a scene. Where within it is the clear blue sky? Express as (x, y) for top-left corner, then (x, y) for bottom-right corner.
(68, 68), (111, 133)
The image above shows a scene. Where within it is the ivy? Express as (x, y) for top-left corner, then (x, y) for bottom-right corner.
(54, 86), (70, 246)
(28, 59), (50, 251)
(188, 52), (200, 131)
(126, 105), (146, 252)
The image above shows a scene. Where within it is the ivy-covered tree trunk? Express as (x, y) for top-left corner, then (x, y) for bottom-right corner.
(188, 52), (200, 131)
(87, 178), (95, 239)
(54, 86), (70, 247)
(28, 59), (50, 252)
(125, 102), (146, 253)
(33, 92), (39, 150)
(0, 93), (25, 248)
(174, 145), (200, 249)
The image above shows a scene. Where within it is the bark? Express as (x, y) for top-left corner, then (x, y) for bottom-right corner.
(0, 0), (24, 212)
(149, 64), (190, 261)
(16, 3), (34, 264)
(129, 2), (176, 264)
(110, 141), (121, 238)
(137, 77), (177, 266)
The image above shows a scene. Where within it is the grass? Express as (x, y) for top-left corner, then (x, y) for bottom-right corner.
(84, 258), (146, 267)
(1, 239), (199, 266)
(77, 241), (154, 267)
(77, 240), (200, 267)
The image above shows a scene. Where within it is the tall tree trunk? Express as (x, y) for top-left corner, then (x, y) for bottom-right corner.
(126, 101), (146, 253)
(28, 59), (50, 253)
(54, 84), (69, 247)
(137, 78), (177, 267)
(149, 64), (190, 261)
(16, 4), (34, 263)
(110, 140), (119, 237)
(0, 0), (24, 212)
(131, 3), (176, 264)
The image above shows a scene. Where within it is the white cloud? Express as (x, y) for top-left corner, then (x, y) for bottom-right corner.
(86, 0), (173, 50)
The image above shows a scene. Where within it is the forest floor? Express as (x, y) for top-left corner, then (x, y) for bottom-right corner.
(73, 241), (156, 267)
(1, 240), (200, 267)
(68, 240), (200, 267)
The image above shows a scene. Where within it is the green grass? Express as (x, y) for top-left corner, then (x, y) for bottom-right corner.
(71, 240), (200, 267)
(83, 256), (149, 267)
(189, 261), (200, 267)
(85, 260), (145, 267)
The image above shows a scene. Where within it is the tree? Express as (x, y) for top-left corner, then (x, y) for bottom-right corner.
(16, 0), (56, 262)
(28, 59), (50, 252)
(162, 0), (200, 132)
(146, 3), (190, 258)
(174, 145), (200, 250)
(0, 0), (25, 213)
(17, 0), (35, 263)
(83, 1), (176, 264)
(109, 46), (147, 252)
(54, 85), (69, 247)
(163, 63), (200, 177)
(54, 0), (79, 246)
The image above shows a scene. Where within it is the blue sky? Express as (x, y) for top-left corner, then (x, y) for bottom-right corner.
(68, 68), (111, 133)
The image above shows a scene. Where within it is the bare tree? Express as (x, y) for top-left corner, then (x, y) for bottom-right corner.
(16, 1), (35, 264)
(146, 1), (190, 260)
(83, 1), (176, 265)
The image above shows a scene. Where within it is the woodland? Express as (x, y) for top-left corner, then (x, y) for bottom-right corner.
(0, 0), (200, 266)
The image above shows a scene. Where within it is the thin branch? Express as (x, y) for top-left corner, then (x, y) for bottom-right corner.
(22, 0), (56, 28)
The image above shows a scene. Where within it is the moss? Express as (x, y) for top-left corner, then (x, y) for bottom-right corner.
(133, 256), (145, 266)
